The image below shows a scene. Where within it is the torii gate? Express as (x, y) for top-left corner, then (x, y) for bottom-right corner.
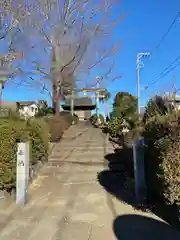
(65, 87), (107, 120)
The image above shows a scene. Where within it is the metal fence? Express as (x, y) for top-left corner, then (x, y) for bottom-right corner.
(0, 108), (9, 118)
(0, 108), (20, 118)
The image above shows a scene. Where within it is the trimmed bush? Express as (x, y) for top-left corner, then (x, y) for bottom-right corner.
(26, 119), (50, 165)
(106, 114), (141, 146)
(46, 107), (55, 115)
(90, 113), (104, 126)
(143, 95), (172, 124)
(0, 118), (50, 192)
(72, 114), (79, 124)
(106, 116), (123, 138)
(143, 112), (180, 206)
(159, 139), (180, 205)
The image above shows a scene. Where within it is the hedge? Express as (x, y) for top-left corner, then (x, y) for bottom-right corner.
(0, 111), (76, 192)
(143, 112), (180, 206)
(90, 113), (104, 126)
(0, 118), (50, 192)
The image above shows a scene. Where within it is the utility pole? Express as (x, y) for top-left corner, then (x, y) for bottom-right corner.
(136, 52), (150, 115)
(172, 74), (176, 109)
(135, 52), (150, 203)
(0, 81), (4, 106)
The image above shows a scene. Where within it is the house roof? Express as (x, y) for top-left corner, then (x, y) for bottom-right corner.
(18, 101), (37, 106)
(140, 106), (145, 115)
(163, 92), (180, 102)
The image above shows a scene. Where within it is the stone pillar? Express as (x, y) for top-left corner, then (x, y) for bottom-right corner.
(16, 142), (29, 205)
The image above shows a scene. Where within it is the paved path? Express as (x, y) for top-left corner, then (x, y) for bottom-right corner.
(0, 122), (180, 239)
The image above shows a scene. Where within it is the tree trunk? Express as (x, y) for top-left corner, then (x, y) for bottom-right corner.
(55, 97), (60, 115)
(52, 83), (60, 115)
(52, 83), (56, 112)
(0, 82), (3, 109)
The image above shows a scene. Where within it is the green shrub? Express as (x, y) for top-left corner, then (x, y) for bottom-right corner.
(106, 116), (123, 138)
(90, 114), (104, 125)
(72, 114), (79, 124)
(111, 92), (137, 118)
(159, 139), (180, 205)
(46, 107), (55, 115)
(143, 112), (180, 205)
(106, 114), (141, 144)
(26, 119), (50, 165)
(0, 120), (19, 191)
(143, 95), (172, 124)
(0, 118), (50, 192)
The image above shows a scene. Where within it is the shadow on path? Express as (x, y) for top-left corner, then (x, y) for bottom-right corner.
(98, 146), (180, 231)
(113, 214), (180, 240)
(98, 146), (135, 205)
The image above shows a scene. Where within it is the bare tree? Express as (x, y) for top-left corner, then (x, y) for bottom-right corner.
(0, 0), (25, 104)
(11, 0), (123, 113)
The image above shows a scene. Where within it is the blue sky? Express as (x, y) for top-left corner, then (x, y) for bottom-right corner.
(3, 0), (180, 115)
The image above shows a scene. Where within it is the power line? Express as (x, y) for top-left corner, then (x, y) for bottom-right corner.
(155, 10), (180, 51)
(138, 10), (180, 89)
(144, 56), (180, 90)
(144, 9), (180, 89)
(159, 55), (180, 75)
(99, 55), (180, 93)
(142, 9), (180, 82)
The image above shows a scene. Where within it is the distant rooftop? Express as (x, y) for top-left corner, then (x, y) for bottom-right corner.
(162, 92), (180, 102)
(62, 96), (96, 110)
(140, 106), (145, 115)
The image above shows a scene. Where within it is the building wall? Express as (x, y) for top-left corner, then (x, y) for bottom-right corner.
(171, 102), (180, 110)
(19, 104), (38, 118)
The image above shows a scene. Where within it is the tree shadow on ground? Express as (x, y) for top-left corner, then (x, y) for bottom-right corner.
(113, 214), (180, 240)
(97, 146), (180, 230)
(99, 147), (136, 205)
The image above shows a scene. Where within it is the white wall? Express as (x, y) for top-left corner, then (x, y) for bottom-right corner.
(19, 104), (38, 118)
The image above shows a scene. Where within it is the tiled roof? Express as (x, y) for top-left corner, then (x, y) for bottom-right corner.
(64, 97), (94, 106)
(18, 101), (37, 106)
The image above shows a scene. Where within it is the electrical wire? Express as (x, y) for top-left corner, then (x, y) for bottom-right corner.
(154, 10), (180, 51)
(137, 10), (180, 91)
(144, 57), (180, 90)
